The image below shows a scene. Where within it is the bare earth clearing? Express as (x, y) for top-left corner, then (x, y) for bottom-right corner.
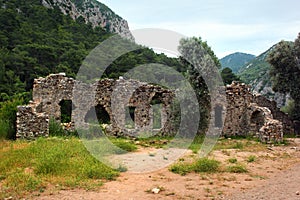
(36, 139), (300, 200)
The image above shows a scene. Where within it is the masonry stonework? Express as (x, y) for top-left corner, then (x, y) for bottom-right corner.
(16, 73), (174, 139)
(16, 74), (294, 143)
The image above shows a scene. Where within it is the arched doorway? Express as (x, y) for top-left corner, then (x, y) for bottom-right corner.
(250, 110), (265, 132)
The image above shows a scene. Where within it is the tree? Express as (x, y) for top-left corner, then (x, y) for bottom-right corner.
(178, 37), (221, 133)
(221, 67), (240, 85)
(267, 33), (300, 120)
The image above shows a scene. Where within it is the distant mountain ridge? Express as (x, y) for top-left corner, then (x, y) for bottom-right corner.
(42, 0), (134, 40)
(238, 44), (291, 107)
(220, 52), (255, 73)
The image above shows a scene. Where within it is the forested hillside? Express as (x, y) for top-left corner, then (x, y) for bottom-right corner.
(0, 0), (184, 101)
(220, 52), (255, 73)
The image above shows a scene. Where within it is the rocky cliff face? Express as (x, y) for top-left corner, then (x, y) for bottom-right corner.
(42, 0), (134, 40)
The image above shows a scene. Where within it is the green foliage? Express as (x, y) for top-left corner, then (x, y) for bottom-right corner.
(49, 118), (78, 137)
(170, 158), (220, 175)
(228, 158), (238, 164)
(0, 119), (10, 140)
(192, 158), (220, 173)
(49, 118), (66, 137)
(226, 164), (248, 173)
(169, 162), (193, 175)
(267, 33), (300, 120)
(221, 67), (240, 85)
(280, 100), (295, 116)
(0, 0), (111, 97)
(178, 37), (221, 133)
(220, 52), (255, 73)
(109, 137), (137, 152)
(0, 97), (24, 140)
(247, 155), (256, 163)
(0, 137), (119, 198)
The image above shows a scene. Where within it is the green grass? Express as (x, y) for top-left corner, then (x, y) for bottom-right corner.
(0, 119), (10, 140)
(0, 137), (120, 199)
(228, 158), (238, 164)
(110, 137), (137, 152)
(226, 164), (248, 173)
(170, 158), (221, 175)
(247, 155), (256, 163)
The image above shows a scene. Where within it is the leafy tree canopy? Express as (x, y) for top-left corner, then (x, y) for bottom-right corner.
(267, 33), (300, 120)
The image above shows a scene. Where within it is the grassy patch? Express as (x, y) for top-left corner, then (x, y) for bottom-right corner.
(228, 158), (238, 164)
(0, 138), (119, 199)
(226, 164), (248, 173)
(247, 155), (256, 163)
(214, 138), (265, 152)
(170, 158), (220, 175)
(110, 137), (137, 152)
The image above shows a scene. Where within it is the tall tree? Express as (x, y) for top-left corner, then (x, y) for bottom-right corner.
(267, 33), (300, 120)
(178, 37), (221, 133)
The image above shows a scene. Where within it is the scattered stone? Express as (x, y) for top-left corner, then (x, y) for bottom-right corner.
(151, 188), (160, 194)
(267, 147), (274, 151)
(296, 191), (300, 195)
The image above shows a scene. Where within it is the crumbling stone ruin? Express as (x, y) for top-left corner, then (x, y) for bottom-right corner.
(222, 82), (293, 143)
(16, 73), (174, 139)
(16, 74), (294, 143)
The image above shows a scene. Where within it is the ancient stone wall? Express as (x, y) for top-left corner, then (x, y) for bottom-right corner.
(16, 75), (293, 143)
(221, 82), (286, 143)
(16, 73), (174, 139)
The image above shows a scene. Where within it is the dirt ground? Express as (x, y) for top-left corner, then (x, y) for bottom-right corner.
(35, 138), (300, 200)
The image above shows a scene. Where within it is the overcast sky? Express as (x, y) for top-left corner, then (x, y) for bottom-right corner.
(99, 0), (300, 58)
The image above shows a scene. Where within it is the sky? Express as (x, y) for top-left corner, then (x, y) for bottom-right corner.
(98, 0), (300, 58)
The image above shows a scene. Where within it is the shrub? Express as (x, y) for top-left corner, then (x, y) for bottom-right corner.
(169, 162), (193, 175)
(193, 158), (220, 173)
(170, 158), (220, 175)
(0, 119), (10, 140)
(0, 98), (24, 140)
(49, 118), (65, 137)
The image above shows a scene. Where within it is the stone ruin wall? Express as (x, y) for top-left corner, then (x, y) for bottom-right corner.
(16, 73), (174, 139)
(16, 74), (294, 143)
(222, 82), (293, 143)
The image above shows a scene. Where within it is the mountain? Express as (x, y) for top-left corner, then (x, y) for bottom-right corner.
(41, 0), (134, 40)
(238, 44), (290, 107)
(220, 52), (255, 73)
(0, 0), (183, 100)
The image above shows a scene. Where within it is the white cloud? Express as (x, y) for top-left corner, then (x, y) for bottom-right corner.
(99, 0), (300, 57)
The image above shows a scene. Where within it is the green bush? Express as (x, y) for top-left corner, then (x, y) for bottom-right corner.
(49, 118), (78, 137)
(0, 119), (10, 140)
(170, 162), (193, 175)
(0, 98), (24, 140)
(192, 158), (220, 173)
(170, 158), (220, 175)
(49, 118), (65, 137)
